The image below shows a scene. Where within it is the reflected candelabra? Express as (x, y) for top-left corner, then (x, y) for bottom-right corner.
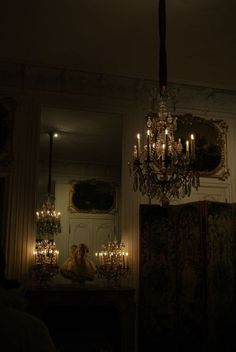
(32, 239), (59, 284)
(95, 239), (129, 287)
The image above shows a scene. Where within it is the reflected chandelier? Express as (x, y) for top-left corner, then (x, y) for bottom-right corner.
(131, 0), (200, 207)
(36, 132), (61, 237)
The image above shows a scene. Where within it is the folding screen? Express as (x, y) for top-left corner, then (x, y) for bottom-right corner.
(139, 201), (235, 352)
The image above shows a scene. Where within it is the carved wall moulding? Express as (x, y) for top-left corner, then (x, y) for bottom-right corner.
(0, 62), (236, 115)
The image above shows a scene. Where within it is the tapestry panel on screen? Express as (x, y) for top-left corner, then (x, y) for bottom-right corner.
(139, 201), (235, 352)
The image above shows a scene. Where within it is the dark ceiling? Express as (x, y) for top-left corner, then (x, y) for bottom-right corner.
(1, 0), (235, 167)
(1, 0), (235, 89)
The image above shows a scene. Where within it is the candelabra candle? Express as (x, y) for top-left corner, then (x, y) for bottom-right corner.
(137, 133), (140, 159)
(186, 140), (189, 152)
(133, 145), (138, 159)
(162, 143), (165, 161)
(186, 140), (190, 163)
(190, 134), (195, 159)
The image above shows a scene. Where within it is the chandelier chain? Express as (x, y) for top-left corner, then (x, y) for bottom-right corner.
(36, 131), (61, 237)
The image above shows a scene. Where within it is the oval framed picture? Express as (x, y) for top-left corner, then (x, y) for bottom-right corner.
(69, 179), (116, 213)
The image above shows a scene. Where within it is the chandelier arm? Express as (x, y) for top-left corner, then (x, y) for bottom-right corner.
(159, 0), (167, 92)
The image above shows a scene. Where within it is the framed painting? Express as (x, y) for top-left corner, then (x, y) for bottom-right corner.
(69, 179), (116, 213)
(175, 114), (230, 179)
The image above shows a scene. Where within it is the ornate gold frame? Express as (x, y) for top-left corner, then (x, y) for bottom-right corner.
(175, 114), (230, 180)
(68, 179), (117, 213)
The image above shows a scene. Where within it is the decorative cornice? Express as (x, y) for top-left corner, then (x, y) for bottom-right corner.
(0, 60), (236, 115)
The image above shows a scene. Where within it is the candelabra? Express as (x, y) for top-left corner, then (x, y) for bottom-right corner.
(95, 239), (129, 287)
(32, 239), (59, 285)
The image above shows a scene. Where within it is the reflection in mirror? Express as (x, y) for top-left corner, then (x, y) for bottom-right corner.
(69, 179), (116, 213)
(175, 114), (229, 179)
(37, 107), (123, 268)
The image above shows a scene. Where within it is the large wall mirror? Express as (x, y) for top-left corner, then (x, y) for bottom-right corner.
(38, 106), (123, 265)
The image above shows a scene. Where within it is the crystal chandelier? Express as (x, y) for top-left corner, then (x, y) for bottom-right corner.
(131, 0), (200, 207)
(36, 132), (61, 237)
(36, 198), (61, 237)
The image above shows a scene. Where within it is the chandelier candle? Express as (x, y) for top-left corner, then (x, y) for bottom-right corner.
(191, 134), (195, 159)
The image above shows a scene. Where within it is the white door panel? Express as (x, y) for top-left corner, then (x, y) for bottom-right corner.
(69, 216), (115, 262)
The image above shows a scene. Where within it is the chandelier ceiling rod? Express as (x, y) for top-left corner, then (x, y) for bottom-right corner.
(36, 131), (61, 237)
(47, 132), (53, 197)
(159, 0), (167, 92)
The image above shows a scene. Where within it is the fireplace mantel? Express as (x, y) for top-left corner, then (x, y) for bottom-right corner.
(26, 284), (136, 352)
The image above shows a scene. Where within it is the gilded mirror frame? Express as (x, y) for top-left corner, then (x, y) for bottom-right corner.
(175, 113), (230, 180)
